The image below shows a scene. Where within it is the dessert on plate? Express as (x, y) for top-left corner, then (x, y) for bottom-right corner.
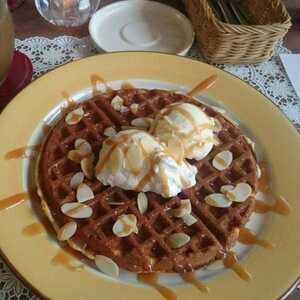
(37, 87), (258, 274)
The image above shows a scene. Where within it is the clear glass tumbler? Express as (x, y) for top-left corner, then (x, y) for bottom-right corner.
(34, 0), (101, 27)
(0, 0), (15, 84)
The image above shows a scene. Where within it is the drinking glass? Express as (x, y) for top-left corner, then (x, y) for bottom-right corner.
(0, 0), (15, 85)
(35, 0), (101, 27)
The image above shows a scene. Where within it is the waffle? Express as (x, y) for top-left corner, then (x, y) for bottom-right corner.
(37, 88), (257, 273)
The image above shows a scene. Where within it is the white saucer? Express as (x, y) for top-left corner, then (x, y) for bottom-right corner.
(89, 0), (194, 55)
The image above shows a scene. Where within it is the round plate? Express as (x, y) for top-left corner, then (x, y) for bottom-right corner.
(0, 52), (299, 300)
(89, 0), (194, 55)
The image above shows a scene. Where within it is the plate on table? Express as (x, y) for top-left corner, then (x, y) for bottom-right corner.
(0, 52), (299, 300)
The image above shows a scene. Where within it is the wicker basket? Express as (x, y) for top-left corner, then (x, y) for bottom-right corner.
(184, 0), (291, 64)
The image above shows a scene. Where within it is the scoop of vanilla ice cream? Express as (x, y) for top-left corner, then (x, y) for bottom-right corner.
(151, 102), (216, 160)
(95, 129), (197, 198)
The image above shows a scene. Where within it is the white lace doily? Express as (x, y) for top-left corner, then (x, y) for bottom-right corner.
(0, 36), (298, 299)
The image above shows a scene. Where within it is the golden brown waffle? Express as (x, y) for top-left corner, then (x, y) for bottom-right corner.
(37, 88), (257, 273)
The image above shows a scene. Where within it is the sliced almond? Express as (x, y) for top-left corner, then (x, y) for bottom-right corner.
(57, 221), (77, 241)
(95, 255), (119, 277)
(131, 117), (153, 129)
(167, 232), (190, 249)
(67, 150), (82, 163)
(70, 172), (84, 189)
(65, 107), (84, 125)
(172, 199), (192, 218)
(137, 192), (148, 214)
(167, 137), (184, 163)
(81, 156), (94, 179)
(130, 103), (139, 114)
(226, 183), (252, 203)
(119, 106), (129, 113)
(212, 118), (222, 132)
(74, 138), (86, 149)
(61, 202), (93, 218)
(212, 150), (233, 171)
(205, 193), (232, 208)
(182, 214), (197, 226)
(244, 135), (255, 151)
(111, 95), (124, 111)
(126, 143), (143, 173)
(112, 214), (138, 237)
(77, 140), (92, 157)
(104, 127), (117, 137)
(256, 164), (262, 179)
(220, 185), (234, 194)
(106, 147), (123, 175)
(140, 136), (156, 154)
(76, 183), (94, 202)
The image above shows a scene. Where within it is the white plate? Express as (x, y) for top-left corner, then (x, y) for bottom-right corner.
(89, 0), (194, 55)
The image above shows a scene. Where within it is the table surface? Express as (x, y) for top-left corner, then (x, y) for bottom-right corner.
(9, 0), (300, 299)
(13, 0), (300, 53)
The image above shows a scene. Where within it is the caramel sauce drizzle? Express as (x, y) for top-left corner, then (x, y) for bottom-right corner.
(238, 228), (274, 249)
(254, 196), (290, 215)
(159, 164), (169, 197)
(51, 247), (83, 271)
(0, 192), (29, 210)
(22, 222), (44, 236)
(137, 273), (177, 300)
(223, 251), (252, 281)
(4, 144), (41, 160)
(90, 74), (113, 96)
(121, 82), (135, 90)
(60, 91), (77, 114)
(180, 272), (209, 293)
(187, 74), (218, 97)
(42, 124), (51, 136)
(95, 132), (137, 174)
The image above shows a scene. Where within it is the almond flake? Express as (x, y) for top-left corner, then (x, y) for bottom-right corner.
(65, 107), (84, 125)
(81, 156), (94, 179)
(226, 183), (252, 203)
(74, 138), (86, 149)
(131, 117), (153, 129)
(95, 255), (119, 277)
(126, 143), (143, 173)
(57, 221), (77, 241)
(61, 202), (93, 218)
(212, 118), (222, 132)
(220, 185), (234, 194)
(119, 106), (129, 113)
(140, 136), (156, 154)
(77, 140), (92, 157)
(70, 172), (84, 189)
(212, 150), (233, 171)
(111, 95), (124, 111)
(112, 214), (138, 237)
(67, 150), (82, 163)
(244, 135), (255, 151)
(76, 183), (94, 202)
(167, 233), (190, 249)
(182, 214), (197, 226)
(137, 192), (148, 214)
(104, 127), (117, 137)
(167, 137), (184, 163)
(205, 193), (232, 208)
(172, 199), (192, 218)
(130, 103), (139, 114)
(256, 164), (262, 179)
(107, 147), (123, 175)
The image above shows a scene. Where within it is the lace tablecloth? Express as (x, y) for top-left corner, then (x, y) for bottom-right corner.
(0, 36), (298, 300)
